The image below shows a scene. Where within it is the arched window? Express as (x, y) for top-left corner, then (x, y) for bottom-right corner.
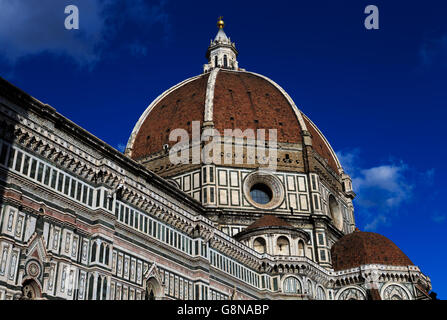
(253, 237), (266, 254)
(96, 276), (102, 300)
(148, 289), (155, 300)
(307, 280), (313, 297)
(99, 243), (105, 263)
(91, 242), (97, 262)
(276, 236), (290, 255)
(87, 274), (94, 300)
(317, 286), (326, 300)
(283, 277), (302, 294)
(224, 55), (228, 68)
(382, 284), (410, 300)
(215, 56), (218, 67)
(102, 277), (108, 300)
(145, 277), (162, 300)
(22, 279), (41, 300)
(298, 240), (305, 256)
(104, 245), (110, 265)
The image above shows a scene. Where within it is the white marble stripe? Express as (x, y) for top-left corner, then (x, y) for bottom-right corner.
(245, 70), (342, 172)
(125, 74), (204, 157)
(204, 68), (220, 123)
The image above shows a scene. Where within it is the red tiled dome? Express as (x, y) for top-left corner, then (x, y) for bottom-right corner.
(127, 69), (340, 172)
(246, 215), (292, 231)
(331, 230), (414, 271)
(130, 73), (210, 159)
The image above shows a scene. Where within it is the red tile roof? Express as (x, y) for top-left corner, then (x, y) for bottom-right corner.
(331, 230), (413, 271)
(129, 70), (340, 173)
(246, 215), (291, 230)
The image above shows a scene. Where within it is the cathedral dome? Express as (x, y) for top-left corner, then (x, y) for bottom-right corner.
(126, 69), (341, 173)
(330, 230), (414, 271)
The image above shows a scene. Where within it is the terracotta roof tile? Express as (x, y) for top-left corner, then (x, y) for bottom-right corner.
(246, 215), (291, 230)
(331, 230), (413, 271)
(130, 70), (340, 172)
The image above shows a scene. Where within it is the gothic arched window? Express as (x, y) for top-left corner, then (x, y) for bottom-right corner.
(283, 277), (302, 294)
(317, 286), (326, 300)
(145, 278), (161, 300)
(91, 242), (97, 262)
(87, 274), (94, 300)
(102, 277), (108, 300)
(104, 245), (110, 265)
(148, 289), (155, 300)
(96, 276), (102, 300)
(382, 284), (410, 300)
(224, 55), (228, 68)
(22, 279), (41, 300)
(99, 243), (105, 263)
(307, 280), (313, 297)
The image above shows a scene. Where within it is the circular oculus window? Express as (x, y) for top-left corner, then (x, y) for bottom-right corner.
(250, 184), (273, 205)
(243, 171), (284, 210)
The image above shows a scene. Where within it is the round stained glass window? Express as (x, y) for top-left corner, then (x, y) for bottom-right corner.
(250, 183), (273, 205)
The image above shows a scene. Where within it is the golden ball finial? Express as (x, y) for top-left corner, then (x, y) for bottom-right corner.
(217, 16), (225, 29)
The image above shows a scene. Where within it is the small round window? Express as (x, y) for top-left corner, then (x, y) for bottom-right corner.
(243, 171), (285, 210)
(250, 183), (273, 205)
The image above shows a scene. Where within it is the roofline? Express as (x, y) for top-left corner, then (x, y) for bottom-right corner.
(125, 73), (205, 158)
(235, 225), (311, 242)
(241, 70), (342, 174)
(301, 113), (343, 173)
(242, 70), (310, 133)
(124, 68), (343, 174)
(0, 76), (206, 214)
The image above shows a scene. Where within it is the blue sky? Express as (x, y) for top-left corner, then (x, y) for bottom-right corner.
(0, 0), (446, 298)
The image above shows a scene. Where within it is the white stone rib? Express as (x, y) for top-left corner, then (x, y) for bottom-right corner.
(245, 71), (342, 173)
(301, 113), (343, 173)
(125, 74), (203, 157)
(204, 68), (220, 123)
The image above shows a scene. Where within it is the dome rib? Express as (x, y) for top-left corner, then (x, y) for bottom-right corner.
(127, 73), (209, 160)
(301, 113), (341, 173)
(212, 70), (303, 143)
(204, 68), (219, 123)
(125, 73), (207, 158)
(126, 69), (343, 173)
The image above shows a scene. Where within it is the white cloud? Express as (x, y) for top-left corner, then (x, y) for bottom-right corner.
(354, 163), (412, 209)
(364, 214), (387, 232)
(0, 0), (104, 65)
(0, 0), (170, 66)
(336, 148), (359, 175)
(337, 149), (415, 231)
